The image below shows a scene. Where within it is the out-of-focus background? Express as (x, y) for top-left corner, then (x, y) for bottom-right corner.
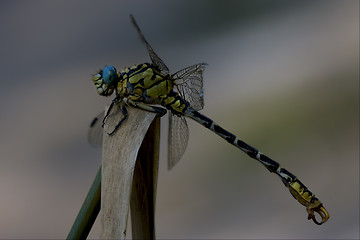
(0, 0), (358, 239)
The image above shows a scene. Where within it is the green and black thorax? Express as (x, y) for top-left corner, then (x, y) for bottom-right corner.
(93, 63), (190, 115)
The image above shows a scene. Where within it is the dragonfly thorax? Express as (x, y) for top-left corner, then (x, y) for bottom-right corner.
(116, 63), (174, 105)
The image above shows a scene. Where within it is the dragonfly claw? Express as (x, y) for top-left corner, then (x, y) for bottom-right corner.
(307, 203), (329, 225)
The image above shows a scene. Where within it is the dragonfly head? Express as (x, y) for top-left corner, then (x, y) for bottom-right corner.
(92, 65), (118, 96)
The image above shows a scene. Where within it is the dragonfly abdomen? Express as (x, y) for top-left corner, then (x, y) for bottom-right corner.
(161, 90), (190, 115)
(186, 109), (300, 180)
(185, 109), (328, 224)
(186, 109), (262, 158)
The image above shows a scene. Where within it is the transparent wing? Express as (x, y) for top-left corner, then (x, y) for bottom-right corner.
(168, 113), (189, 170)
(172, 63), (207, 111)
(88, 111), (104, 148)
(130, 14), (169, 74)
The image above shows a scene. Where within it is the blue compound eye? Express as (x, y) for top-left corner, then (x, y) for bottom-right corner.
(102, 65), (117, 86)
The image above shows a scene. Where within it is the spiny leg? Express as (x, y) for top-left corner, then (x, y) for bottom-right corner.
(107, 104), (128, 136)
(102, 94), (121, 127)
(126, 98), (167, 117)
(104, 97), (166, 135)
(101, 95), (128, 135)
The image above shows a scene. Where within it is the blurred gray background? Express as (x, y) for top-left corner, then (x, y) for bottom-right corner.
(0, 0), (358, 239)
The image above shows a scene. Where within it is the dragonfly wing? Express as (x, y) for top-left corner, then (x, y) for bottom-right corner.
(88, 111), (104, 148)
(172, 63), (207, 111)
(168, 113), (189, 170)
(130, 15), (170, 74)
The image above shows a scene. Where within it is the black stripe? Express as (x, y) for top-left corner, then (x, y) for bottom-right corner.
(135, 77), (145, 87)
(151, 72), (157, 80)
(127, 63), (150, 77)
(213, 124), (236, 143)
(191, 111), (212, 128)
(162, 90), (189, 112)
(147, 73), (170, 89)
(259, 155), (280, 172)
(236, 139), (258, 158)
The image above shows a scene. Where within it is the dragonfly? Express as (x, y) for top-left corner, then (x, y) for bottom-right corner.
(89, 14), (329, 225)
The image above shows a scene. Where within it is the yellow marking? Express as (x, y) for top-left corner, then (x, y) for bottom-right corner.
(288, 181), (313, 206)
(133, 88), (143, 96)
(163, 96), (175, 105)
(146, 81), (170, 98)
(171, 99), (186, 112)
(128, 94), (142, 101)
(128, 72), (143, 84)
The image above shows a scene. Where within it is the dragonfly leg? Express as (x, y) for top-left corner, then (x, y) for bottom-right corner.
(102, 94), (121, 127)
(126, 98), (167, 117)
(107, 103), (128, 136)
